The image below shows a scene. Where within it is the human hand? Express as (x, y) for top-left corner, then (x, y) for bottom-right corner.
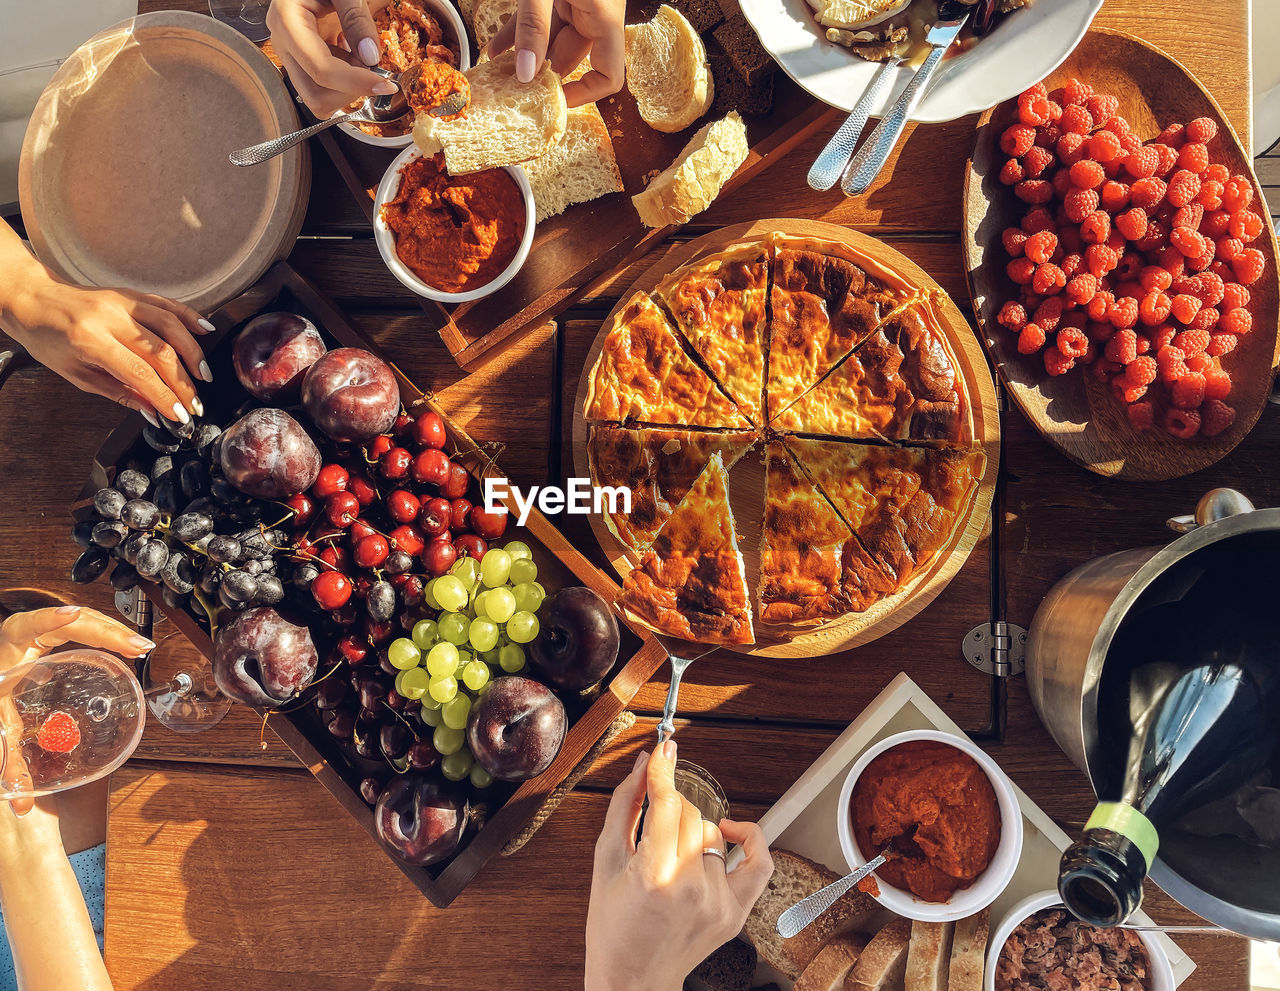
(584, 741), (774, 991)
(0, 607), (154, 815)
(267, 0), (400, 117)
(485, 0), (626, 108)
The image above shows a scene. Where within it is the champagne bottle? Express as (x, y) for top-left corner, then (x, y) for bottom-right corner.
(1058, 585), (1280, 927)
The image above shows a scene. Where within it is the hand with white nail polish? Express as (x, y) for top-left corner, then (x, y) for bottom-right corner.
(267, 0), (402, 118)
(485, 0), (626, 107)
(0, 220), (211, 425)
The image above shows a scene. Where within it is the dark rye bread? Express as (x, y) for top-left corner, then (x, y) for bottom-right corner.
(707, 37), (774, 117)
(685, 938), (757, 991)
(670, 0), (725, 34)
(712, 12), (774, 88)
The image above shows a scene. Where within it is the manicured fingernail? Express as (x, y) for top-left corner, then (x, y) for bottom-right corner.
(128, 635), (155, 653)
(662, 740), (676, 761)
(516, 49), (537, 83)
(172, 402), (190, 425)
(358, 37), (380, 66)
(338, 35), (351, 53)
(141, 408), (161, 429)
(199, 360), (213, 383)
(191, 397), (205, 418)
(372, 79), (398, 96)
(633, 750), (648, 770)
(197, 318), (215, 334)
(56, 605), (80, 616)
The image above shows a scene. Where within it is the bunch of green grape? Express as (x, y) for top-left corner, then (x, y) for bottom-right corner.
(386, 540), (546, 790)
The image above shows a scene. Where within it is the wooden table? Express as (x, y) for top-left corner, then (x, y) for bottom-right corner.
(0, 1), (1266, 987)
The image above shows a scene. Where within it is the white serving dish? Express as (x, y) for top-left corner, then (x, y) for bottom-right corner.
(737, 0), (1103, 123)
(728, 672), (1195, 989)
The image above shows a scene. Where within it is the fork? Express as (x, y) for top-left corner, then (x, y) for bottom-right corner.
(652, 635), (719, 744)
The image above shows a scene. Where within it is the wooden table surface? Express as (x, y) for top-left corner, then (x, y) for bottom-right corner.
(0, 1), (1269, 988)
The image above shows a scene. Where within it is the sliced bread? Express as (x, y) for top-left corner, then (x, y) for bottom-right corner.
(685, 937), (757, 991)
(743, 849), (884, 982)
(947, 909), (990, 991)
(521, 103), (624, 221)
(625, 4), (714, 133)
(846, 918), (911, 991)
(413, 50), (567, 173)
(903, 921), (955, 991)
(794, 934), (867, 991)
(632, 111), (748, 228)
(473, 0), (517, 48)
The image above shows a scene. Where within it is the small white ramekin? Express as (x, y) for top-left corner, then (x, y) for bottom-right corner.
(372, 145), (535, 303)
(836, 728), (1024, 923)
(985, 890), (1175, 991)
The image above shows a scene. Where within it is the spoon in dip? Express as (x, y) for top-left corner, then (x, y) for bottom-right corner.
(229, 95), (405, 166)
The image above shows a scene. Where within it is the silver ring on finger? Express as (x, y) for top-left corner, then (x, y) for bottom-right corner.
(703, 846), (726, 863)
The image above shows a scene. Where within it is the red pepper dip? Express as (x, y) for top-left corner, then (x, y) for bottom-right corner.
(851, 740), (1001, 902)
(405, 61), (470, 121)
(381, 153), (525, 294)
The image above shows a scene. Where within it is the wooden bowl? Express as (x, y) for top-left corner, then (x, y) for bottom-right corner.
(963, 28), (1280, 481)
(571, 219), (1000, 658)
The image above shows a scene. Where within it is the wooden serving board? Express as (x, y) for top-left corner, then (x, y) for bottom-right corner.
(963, 28), (1280, 481)
(570, 219), (1000, 658)
(319, 0), (836, 372)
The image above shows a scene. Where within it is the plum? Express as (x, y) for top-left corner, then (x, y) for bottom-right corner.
(212, 607), (318, 705)
(374, 775), (467, 866)
(219, 408), (321, 499)
(302, 348), (400, 443)
(232, 312), (327, 402)
(466, 677), (566, 782)
(529, 587), (620, 692)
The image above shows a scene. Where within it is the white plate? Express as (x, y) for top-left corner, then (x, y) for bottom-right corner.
(737, 0), (1103, 123)
(729, 672), (1196, 989)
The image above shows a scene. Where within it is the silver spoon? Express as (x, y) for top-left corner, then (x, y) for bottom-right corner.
(229, 97), (399, 167)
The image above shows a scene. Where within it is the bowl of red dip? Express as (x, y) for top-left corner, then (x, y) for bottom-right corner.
(837, 729), (1023, 921)
(373, 147), (534, 302)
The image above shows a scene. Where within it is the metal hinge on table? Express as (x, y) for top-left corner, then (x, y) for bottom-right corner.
(963, 621), (1026, 676)
(995, 379), (1010, 413)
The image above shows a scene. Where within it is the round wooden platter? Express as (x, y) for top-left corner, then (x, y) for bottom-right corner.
(571, 218), (1000, 658)
(963, 28), (1280, 481)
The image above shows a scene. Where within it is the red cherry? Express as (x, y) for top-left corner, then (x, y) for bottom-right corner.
(392, 412), (413, 437)
(412, 410), (447, 450)
(347, 474), (379, 507)
(294, 536), (317, 558)
(313, 570), (353, 609)
(312, 463), (350, 498)
(449, 497), (472, 531)
(453, 533), (487, 560)
(387, 489), (420, 524)
(338, 634), (370, 665)
(325, 491), (360, 527)
(380, 447), (412, 480)
(411, 447), (451, 487)
(422, 535), (457, 576)
(364, 617), (394, 645)
(418, 496), (452, 537)
(331, 602), (359, 627)
(318, 544), (352, 573)
(366, 435), (393, 461)
(441, 461), (470, 499)
(389, 525), (425, 557)
(395, 574), (425, 601)
(285, 492), (317, 529)
(470, 506), (508, 540)
(354, 534), (390, 568)
(353, 573), (375, 597)
(348, 518), (378, 542)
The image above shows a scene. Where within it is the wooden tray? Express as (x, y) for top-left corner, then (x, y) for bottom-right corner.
(319, 0), (835, 372)
(74, 261), (668, 908)
(734, 672), (1196, 989)
(963, 28), (1280, 481)
(570, 219), (1001, 658)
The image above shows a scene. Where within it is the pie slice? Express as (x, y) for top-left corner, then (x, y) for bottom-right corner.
(617, 452), (754, 645)
(583, 292), (752, 428)
(587, 425), (758, 555)
(758, 441), (852, 625)
(772, 303), (970, 444)
(654, 244), (769, 424)
(766, 240), (918, 419)
(785, 437), (986, 594)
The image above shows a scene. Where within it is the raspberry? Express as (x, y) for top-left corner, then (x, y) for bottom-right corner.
(1052, 168), (1076, 200)
(1151, 324), (1177, 352)
(1033, 262), (1067, 295)
(1105, 329), (1138, 364)
(1057, 326), (1090, 358)
(1018, 323), (1047, 354)
(1088, 319), (1117, 343)
(1194, 271), (1225, 307)
(1229, 210), (1264, 242)
(1061, 252), (1085, 279)
(1137, 290), (1172, 325)
(1196, 180), (1224, 210)
(1200, 399), (1236, 437)
(1043, 347), (1075, 376)
(1218, 307), (1252, 335)
(1128, 178), (1166, 212)
(1200, 209), (1232, 239)
(1206, 332), (1238, 356)
(1127, 402), (1155, 431)
(1007, 257), (1037, 285)
(1139, 267), (1174, 293)
(1057, 131), (1087, 166)
(1021, 207), (1057, 234)
(1085, 243), (1119, 277)
(1222, 283), (1250, 310)
(1063, 187), (1099, 223)
(1059, 78), (1091, 106)
(1035, 122), (1063, 148)
(1023, 145), (1056, 178)
(1173, 204), (1205, 231)
(1113, 208), (1148, 241)
(1173, 329), (1211, 356)
(35, 711), (80, 754)
(1115, 252), (1143, 281)
(1152, 143), (1180, 178)
(1155, 122), (1186, 147)
(1209, 260), (1236, 285)
(1113, 378), (1148, 404)
(1157, 246), (1187, 278)
(1189, 306), (1219, 332)
(1002, 227), (1030, 257)
(1171, 226), (1206, 257)
(1171, 373), (1207, 409)
(1087, 94), (1120, 126)
(1018, 89), (1053, 126)
(1001, 158), (1028, 185)
(1221, 177), (1253, 213)
(1081, 133), (1119, 166)
(1156, 344), (1190, 382)
(1167, 169), (1202, 207)
(1001, 124), (1037, 157)
(1065, 273), (1099, 306)
(1188, 245), (1217, 274)
(1032, 297), (1064, 332)
(1125, 355), (1158, 387)
(1081, 212), (1112, 246)
(996, 301), (1028, 331)
(1204, 365), (1233, 400)
(1164, 407), (1201, 439)
(1016, 179), (1054, 204)
(1119, 130), (1145, 155)
(1187, 352), (1213, 374)
(1178, 142), (1210, 174)
(1216, 236), (1243, 261)
(1170, 293), (1202, 324)
(1185, 117), (1219, 144)
(1093, 183), (1127, 215)
(1133, 218), (1168, 255)
(1124, 146), (1159, 179)
(1069, 159), (1105, 190)
(1087, 291), (1115, 322)
(1204, 163), (1230, 184)
(1025, 230), (1059, 265)
(1232, 249), (1266, 284)
(1060, 104), (1093, 136)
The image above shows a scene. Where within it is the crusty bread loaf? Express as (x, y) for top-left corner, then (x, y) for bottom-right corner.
(455, 0), (476, 31)
(743, 849), (885, 982)
(625, 4), (713, 133)
(632, 111), (748, 228)
(903, 921), (955, 991)
(847, 918), (911, 991)
(472, 0), (517, 47)
(794, 934), (867, 991)
(522, 103), (624, 221)
(413, 51), (567, 173)
(685, 938), (756, 991)
(947, 909), (990, 991)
